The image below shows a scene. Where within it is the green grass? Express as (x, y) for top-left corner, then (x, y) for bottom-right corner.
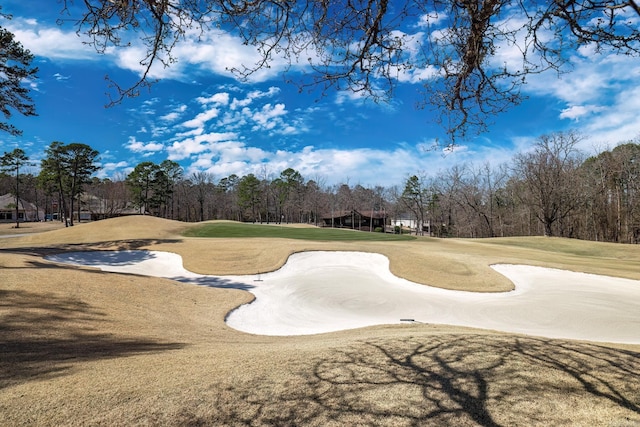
(182, 222), (416, 241)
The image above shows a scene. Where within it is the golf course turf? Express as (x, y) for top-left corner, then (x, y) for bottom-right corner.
(0, 217), (638, 426)
(182, 221), (416, 241)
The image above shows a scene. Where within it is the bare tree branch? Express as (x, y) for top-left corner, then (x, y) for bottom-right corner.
(64, 0), (640, 139)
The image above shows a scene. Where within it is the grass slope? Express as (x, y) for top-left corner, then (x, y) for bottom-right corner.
(182, 221), (416, 241)
(1, 217), (639, 425)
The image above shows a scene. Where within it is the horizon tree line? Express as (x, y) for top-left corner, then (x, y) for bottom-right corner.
(2, 131), (640, 242)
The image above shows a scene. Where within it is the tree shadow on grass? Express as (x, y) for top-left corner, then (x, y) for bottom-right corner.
(42, 249), (258, 291)
(189, 334), (640, 426)
(39, 251), (258, 291)
(168, 275), (257, 291)
(0, 238), (182, 257)
(0, 289), (185, 389)
(5, 247), (258, 293)
(43, 248), (161, 267)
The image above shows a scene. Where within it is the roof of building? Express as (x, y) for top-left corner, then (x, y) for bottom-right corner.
(321, 209), (387, 220)
(0, 194), (37, 210)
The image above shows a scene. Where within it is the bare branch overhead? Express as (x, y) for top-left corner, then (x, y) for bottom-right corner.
(67, 0), (640, 141)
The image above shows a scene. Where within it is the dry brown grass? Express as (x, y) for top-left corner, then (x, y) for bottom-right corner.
(1, 217), (639, 426)
(0, 221), (66, 235)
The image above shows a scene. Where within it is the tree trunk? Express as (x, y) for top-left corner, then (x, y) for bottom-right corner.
(544, 218), (553, 237)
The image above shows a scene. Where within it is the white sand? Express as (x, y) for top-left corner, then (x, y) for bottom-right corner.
(46, 250), (640, 343)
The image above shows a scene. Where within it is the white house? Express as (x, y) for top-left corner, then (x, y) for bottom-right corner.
(390, 213), (433, 235)
(0, 194), (42, 223)
(390, 213), (418, 231)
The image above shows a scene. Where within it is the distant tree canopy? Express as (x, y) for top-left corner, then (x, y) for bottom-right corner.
(69, 0), (640, 140)
(40, 142), (99, 226)
(0, 8), (38, 136)
(0, 148), (29, 227)
(125, 160), (183, 217)
(401, 175), (430, 236)
(4, 133), (640, 242)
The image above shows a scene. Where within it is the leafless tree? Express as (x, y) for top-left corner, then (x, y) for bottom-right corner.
(66, 0), (640, 140)
(191, 171), (215, 222)
(512, 131), (585, 237)
(86, 175), (132, 218)
(450, 163), (509, 237)
(608, 143), (640, 242)
(581, 141), (640, 242)
(303, 177), (327, 226)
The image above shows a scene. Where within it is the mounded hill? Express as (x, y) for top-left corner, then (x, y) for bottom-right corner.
(0, 216), (187, 246)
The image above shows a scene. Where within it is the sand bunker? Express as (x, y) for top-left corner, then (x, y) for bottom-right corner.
(46, 250), (640, 343)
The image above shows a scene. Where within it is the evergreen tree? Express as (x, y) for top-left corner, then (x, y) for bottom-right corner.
(41, 142), (99, 226)
(0, 148), (29, 227)
(0, 9), (37, 135)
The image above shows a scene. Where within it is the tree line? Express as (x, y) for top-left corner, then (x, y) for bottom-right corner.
(2, 132), (640, 243)
(401, 132), (640, 242)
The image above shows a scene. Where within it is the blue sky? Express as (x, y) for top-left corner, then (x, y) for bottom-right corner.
(1, 1), (639, 187)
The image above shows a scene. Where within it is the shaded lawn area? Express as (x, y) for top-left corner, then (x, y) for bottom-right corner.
(183, 222), (416, 241)
(0, 288), (184, 390)
(205, 334), (640, 426)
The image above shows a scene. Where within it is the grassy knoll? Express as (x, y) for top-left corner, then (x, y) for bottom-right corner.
(0, 217), (638, 425)
(482, 235), (640, 260)
(182, 221), (416, 241)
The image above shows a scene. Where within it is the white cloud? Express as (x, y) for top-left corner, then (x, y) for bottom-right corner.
(5, 16), (294, 83)
(525, 48), (640, 105)
(167, 132), (239, 161)
(335, 88), (372, 105)
(181, 139), (482, 187)
(230, 87), (281, 110)
(251, 103), (288, 131)
(181, 107), (220, 129)
(97, 161), (130, 179)
(6, 18), (97, 61)
(230, 97), (254, 111)
(443, 144), (468, 155)
(216, 141), (267, 163)
(519, 44), (640, 146)
(183, 140), (269, 177)
(248, 87), (281, 99)
(160, 112), (181, 122)
(110, 118), (529, 187)
(416, 12), (448, 28)
(27, 78), (40, 92)
(164, 85), (307, 138)
(125, 136), (164, 153)
(159, 105), (187, 122)
(578, 85), (640, 144)
(392, 64), (438, 84)
(218, 109), (251, 130)
(175, 127), (204, 138)
(113, 44), (164, 78)
(112, 29), (296, 82)
(53, 73), (70, 81)
(559, 104), (606, 120)
(196, 92), (230, 106)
